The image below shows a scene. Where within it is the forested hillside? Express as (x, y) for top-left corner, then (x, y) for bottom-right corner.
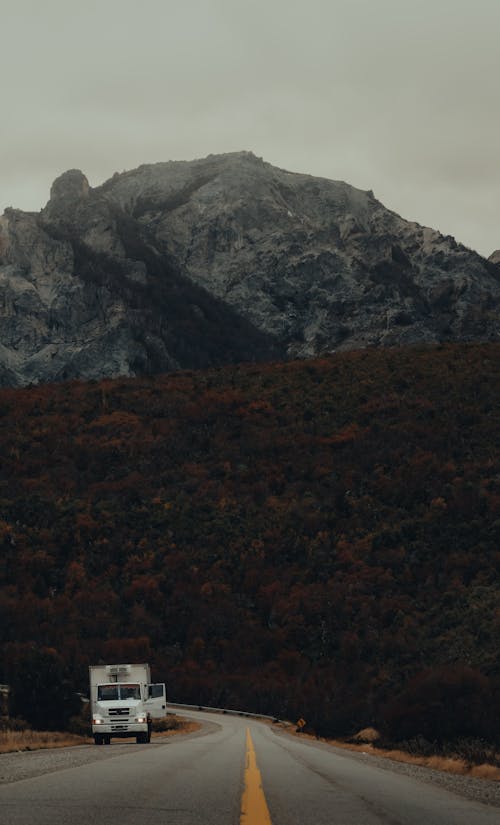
(0, 343), (498, 741)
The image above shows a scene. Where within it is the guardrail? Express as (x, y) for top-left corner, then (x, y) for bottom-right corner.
(166, 702), (278, 722)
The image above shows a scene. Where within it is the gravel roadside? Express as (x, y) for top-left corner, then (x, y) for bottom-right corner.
(0, 741), (153, 785)
(334, 744), (500, 808)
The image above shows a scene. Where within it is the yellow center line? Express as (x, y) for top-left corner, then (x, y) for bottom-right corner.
(240, 727), (273, 825)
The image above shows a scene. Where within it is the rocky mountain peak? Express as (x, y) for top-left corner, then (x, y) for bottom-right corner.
(49, 169), (90, 203)
(0, 152), (498, 387)
(43, 169), (90, 222)
(489, 249), (500, 265)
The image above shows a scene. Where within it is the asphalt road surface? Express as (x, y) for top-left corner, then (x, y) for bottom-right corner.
(0, 709), (498, 824)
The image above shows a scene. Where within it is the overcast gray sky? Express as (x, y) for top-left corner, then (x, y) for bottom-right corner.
(1, 0), (499, 257)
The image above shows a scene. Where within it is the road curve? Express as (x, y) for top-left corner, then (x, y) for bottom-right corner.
(0, 709), (498, 824)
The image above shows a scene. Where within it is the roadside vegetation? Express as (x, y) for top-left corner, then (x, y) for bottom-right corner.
(152, 715), (201, 737)
(339, 737), (500, 781)
(0, 728), (87, 754)
(0, 714), (197, 754)
(0, 343), (498, 754)
(349, 727), (500, 778)
(284, 725), (500, 780)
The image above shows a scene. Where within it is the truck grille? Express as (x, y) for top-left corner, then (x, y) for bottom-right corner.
(111, 725), (128, 731)
(108, 708), (130, 716)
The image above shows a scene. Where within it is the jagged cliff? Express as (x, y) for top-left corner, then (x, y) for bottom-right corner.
(0, 152), (498, 386)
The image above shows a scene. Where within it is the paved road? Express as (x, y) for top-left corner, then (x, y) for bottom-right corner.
(0, 710), (498, 824)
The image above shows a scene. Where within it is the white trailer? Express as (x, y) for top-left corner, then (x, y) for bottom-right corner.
(89, 663), (166, 745)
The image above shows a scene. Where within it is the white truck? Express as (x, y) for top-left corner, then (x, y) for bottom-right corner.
(89, 663), (166, 745)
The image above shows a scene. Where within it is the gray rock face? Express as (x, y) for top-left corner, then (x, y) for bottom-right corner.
(0, 151), (498, 386)
(49, 168), (90, 204)
(0, 208), (142, 385)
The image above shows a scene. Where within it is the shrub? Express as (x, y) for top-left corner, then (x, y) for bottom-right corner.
(6, 646), (81, 731)
(152, 714), (183, 732)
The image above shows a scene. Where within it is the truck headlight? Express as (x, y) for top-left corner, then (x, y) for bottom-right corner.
(93, 718), (103, 725)
(135, 716), (146, 723)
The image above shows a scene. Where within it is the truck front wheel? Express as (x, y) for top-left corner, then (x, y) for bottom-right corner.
(94, 735), (103, 745)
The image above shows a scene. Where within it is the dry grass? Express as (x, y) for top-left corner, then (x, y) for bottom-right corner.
(152, 718), (201, 739)
(326, 740), (500, 782)
(470, 764), (500, 781)
(352, 727), (381, 743)
(374, 754), (500, 781)
(0, 729), (88, 754)
(0, 715), (199, 754)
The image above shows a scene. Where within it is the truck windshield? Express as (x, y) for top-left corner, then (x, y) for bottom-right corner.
(120, 684), (141, 700)
(97, 684), (141, 701)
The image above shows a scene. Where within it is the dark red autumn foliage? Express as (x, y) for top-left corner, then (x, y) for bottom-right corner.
(381, 665), (496, 743)
(0, 343), (498, 739)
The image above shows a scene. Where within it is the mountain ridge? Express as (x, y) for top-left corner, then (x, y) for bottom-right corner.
(0, 152), (498, 386)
